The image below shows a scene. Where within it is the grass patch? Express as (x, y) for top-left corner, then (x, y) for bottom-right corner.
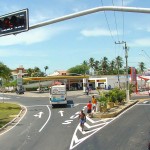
(0, 103), (21, 128)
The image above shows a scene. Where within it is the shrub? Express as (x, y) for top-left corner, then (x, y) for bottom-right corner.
(25, 87), (37, 91)
(97, 91), (108, 106)
(107, 88), (126, 103)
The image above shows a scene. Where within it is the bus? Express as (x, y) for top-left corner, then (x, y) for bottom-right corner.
(49, 85), (67, 107)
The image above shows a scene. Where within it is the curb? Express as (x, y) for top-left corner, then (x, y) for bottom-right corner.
(93, 100), (138, 118)
(0, 104), (26, 132)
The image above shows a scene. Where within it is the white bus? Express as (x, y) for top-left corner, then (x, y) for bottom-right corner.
(49, 85), (67, 107)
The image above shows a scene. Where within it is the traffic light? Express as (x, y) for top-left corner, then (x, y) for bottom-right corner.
(0, 9), (29, 37)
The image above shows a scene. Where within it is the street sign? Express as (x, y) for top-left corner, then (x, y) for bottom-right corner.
(0, 9), (29, 37)
(17, 73), (22, 86)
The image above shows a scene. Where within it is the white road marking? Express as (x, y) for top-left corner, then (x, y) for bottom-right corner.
(26, 105), (50, 107)
(70, 103), (137, 149)
(143, 101), (149, 104)
(0, 97), (10, 99)
(39, 105), (51, 132)
(86, 116), (104, 123)
(136, 103), (150, 105)
(34, 112), (44, 118)
(58, 111), (64, 117)
(70, 122), (107, 150)
(62, 120), (73, 125)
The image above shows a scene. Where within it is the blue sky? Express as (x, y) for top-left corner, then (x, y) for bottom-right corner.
(0, 0), (150, 74)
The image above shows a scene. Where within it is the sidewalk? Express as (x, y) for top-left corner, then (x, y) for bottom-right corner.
(2, 90), (99, 97)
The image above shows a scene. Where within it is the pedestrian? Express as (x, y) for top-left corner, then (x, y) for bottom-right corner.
(86, 87), (89, 95)
(92, 95), (97, 112)
(87, 101), (92, 117)
(148, 89), (150, 96)
(78, 110), (86, 131)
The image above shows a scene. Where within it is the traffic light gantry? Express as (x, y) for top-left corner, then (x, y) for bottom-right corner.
(0, 9), (29, 37)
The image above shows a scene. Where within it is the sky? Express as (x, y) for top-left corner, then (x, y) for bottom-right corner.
(0, 0), (150, 74)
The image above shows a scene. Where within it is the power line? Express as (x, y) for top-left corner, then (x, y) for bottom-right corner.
(112, 0), (119, 41)
(122, 0), (125, 41)
(100, 0), (116, 42)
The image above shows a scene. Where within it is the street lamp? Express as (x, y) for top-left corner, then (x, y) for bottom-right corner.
(115, 41), (130, 101)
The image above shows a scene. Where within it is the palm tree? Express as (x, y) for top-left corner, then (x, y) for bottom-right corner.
(109, 60), (115, 74)
(100, 57), (109, 75)
(93, 60), (100, 75)
(26, 68), (33, 77)
(115, 56), (123, 88)
(44, 66), (49, 75)
(138, 62), (146, 74)
(89, 58), (95, 75)
(82, 60), (89, 74)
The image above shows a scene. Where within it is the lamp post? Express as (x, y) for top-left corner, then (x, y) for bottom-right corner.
(115, 41), (129, 101)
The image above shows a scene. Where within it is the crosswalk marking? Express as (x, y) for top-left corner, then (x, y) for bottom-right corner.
(69, 116), (114, 150)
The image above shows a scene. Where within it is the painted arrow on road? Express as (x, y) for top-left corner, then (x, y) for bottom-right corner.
(34, 112), (44, 118)
(58, 110), (64, 117)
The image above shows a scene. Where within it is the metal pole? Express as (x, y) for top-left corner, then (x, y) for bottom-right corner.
(29, 6), (150, 30)
(115, 41), (129, 101)
(124, 42), (130, 101)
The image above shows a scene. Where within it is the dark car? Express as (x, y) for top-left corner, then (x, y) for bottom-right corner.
(16, 88), (24, 94)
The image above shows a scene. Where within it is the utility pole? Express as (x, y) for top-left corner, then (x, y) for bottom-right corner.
(115, 41), (129, 101)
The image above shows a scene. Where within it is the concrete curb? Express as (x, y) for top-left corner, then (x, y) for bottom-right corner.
(93, 100), (138, 118)
(0, 104), (26, 132)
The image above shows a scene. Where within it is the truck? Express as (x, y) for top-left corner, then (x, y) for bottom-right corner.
(49, 85), (67, 107)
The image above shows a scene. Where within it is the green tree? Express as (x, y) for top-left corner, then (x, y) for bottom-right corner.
(68, 64), (89, 75)
(89, 57), (95, 75)
(0, 62), (12, 81)
(138, 62), (146, 74)
(100, 57), (109, 75)
(114, 56), (123, 88)
(82, 60), (89, 74)
(109, 60), (115, 74)
(27, 67), (45, 77)
(44, 66), (49, 75)
(26, 68), (33, 77)
(93, 60), (100, 75)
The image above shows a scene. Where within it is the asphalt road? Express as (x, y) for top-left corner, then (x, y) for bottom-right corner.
(0, 93), (150, 150)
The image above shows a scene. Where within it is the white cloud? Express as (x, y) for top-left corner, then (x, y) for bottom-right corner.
(0, 48), (47, 57)
(0, 26), (70, 46)
(115, 0), (135, 6)
(130, 38), (150, 47)
(80, 28), (119, 37)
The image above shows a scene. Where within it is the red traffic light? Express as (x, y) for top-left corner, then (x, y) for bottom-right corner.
(0, 9), (29, 36)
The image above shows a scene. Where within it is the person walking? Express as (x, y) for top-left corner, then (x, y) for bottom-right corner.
(86, 86), (89, 95)
(92, 95), (97, 112)
(87, 101), (92, 117)
(148, 89), (150, 96)
(78, 110), (86, 131)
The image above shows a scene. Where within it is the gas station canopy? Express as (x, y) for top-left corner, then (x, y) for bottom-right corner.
(23, 75), (89, 81)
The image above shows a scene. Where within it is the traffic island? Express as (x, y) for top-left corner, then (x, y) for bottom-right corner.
(0, 103), (26, 133)
(93, 100), (138, 118)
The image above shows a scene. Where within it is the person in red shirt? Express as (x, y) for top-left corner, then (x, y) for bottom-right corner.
(87, 101), (92, 117)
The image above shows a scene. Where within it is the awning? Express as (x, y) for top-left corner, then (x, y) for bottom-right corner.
(23, 75), (89, 81)
(138, 76), (150, 81)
